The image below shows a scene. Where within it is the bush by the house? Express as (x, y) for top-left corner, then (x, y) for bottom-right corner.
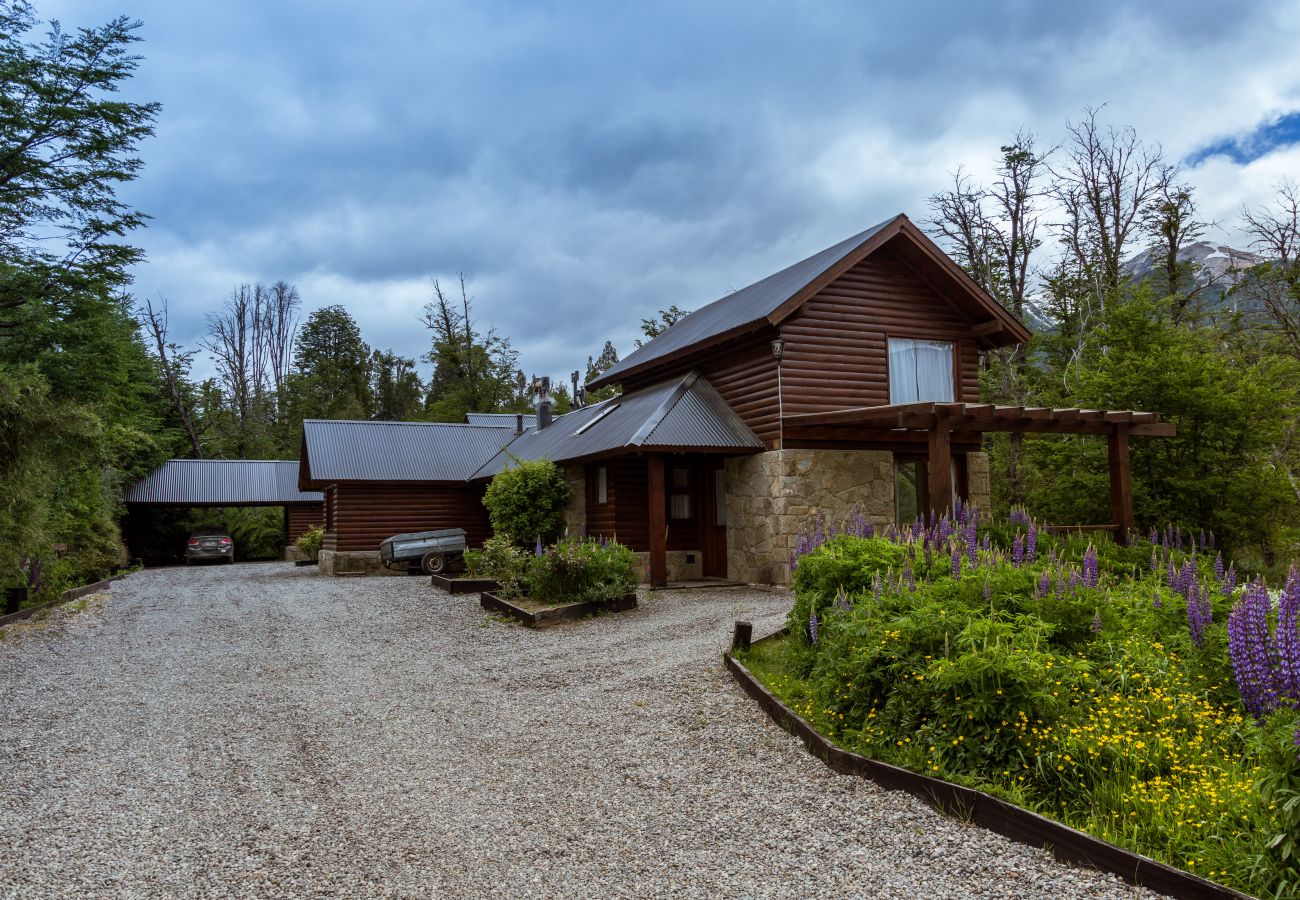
(295, 525), (324, 560)
(482, 457), (570, 545)
(469, 535), (637, 605)
(741, 507), (1300, 898)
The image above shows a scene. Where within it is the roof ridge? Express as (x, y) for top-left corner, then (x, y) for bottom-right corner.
(304, 418), (513, 429)
(628, 372), (698, 447)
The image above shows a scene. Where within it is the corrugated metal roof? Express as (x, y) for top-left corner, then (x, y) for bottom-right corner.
(472, 373), (762, 479)
(465, 412), (536, 428)
(588, 217), (898, 388)
(301, 419), (515, 486)
(124, 460), (323, 506)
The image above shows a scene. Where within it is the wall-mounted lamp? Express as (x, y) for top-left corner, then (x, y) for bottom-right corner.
(770, 338), (786, 360)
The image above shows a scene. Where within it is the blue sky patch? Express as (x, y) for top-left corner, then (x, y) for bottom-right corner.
(1187, 112), (1300, 166)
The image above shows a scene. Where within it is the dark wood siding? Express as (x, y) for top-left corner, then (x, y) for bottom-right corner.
(327, 483), (490, 552)
(287, 504), (324, 544)
(779, 244), (980, 418)
(591, 456), (706, 553)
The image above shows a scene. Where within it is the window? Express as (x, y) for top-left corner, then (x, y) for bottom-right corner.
(670, 468), (693, 520)
(894, 459), (921, 525)
(596, 466), (608, 504)
(888, 338), (955, 404)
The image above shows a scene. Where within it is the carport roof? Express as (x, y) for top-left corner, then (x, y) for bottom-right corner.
(124, 460), (324, 507)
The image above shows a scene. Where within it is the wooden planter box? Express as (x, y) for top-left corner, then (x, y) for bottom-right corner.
(430, 575), (499, 594)
(479, 590), (637, 628)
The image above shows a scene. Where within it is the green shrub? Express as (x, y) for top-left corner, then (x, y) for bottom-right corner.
(790, 536), (908, 641)
(465, 535), (527, 596)
(482, 457), (570, 545)
(295, 525), (324, 560)
(524, 538), (638, 605)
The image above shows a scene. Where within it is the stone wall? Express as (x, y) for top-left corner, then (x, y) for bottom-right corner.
(724, 449), (896, 585)
(632, 550), (702, 583)
(966, 451), (991, 516)
(317, 549), (401, 576)
(562, 463), (586, 538)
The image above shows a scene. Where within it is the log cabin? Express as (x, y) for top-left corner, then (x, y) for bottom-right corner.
(299, 213), (1171, 581)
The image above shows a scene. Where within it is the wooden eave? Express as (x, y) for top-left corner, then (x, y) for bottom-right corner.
(783, 402), (1176, 437)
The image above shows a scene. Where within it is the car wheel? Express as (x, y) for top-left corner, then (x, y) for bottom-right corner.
(421, 552), (446, 576)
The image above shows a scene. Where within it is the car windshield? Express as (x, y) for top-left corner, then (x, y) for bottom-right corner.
(189, 529), (229, 538)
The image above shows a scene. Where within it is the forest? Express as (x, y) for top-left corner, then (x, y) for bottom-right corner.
(1, 1), (1297, 601)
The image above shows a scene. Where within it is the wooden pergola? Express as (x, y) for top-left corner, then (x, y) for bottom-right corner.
(783, 402), (1176, 545)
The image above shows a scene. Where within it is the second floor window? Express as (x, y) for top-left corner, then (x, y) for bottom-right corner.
(888, 338), (954, 404)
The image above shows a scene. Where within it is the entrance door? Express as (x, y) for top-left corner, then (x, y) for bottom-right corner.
(700, 462), (728, 578)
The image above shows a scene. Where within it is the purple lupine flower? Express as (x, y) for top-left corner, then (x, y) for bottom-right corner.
(1228, 580), (1280, 720)
(1037, 571), (1051, 599)
(1199, 530), (1208, 552)
(833, 589), (852, 615)
(966, 521), (978, 563)
(1167, 559), (1179, 593)
(1181, 560), (1198, 600)
(808, 610), (819, 645)
(1009, 506), (1029, 526)
(1277, 568), (1300, 702)
(1175, 526), (1184, 550)
(1208, 530), (1216, 549)
(535, 537), (544, 556)
(1293, 724), (1300, 763)
(950, 543), (961, 578)
(1214, 552), (1225, 581)
(1148, 527), (1158, 545)
(1223, 563), (1237, 596)
(1068, 570), (1082, 595)
(1082, 544), (1099, 588)
(872, 573), (883, 603)
(982, 534), (991, 553)
(983, 579), (991, 603)
(1153, 589), (1162, 609)
(1027, 524), (1038, 563)
(903, 562), (915, 592)
(1012, 534), (1024, 566)
(1149, 548), (1159, 573)
(1091, 610), (1102, 634)
(1186, 580), (1213, 650)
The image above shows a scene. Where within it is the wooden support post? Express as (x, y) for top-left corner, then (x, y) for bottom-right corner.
(927, 409), (953, 519)
(1108, 424), (1134, 546)
(647, 454), (668, 588)
(732, 620), (752, 653)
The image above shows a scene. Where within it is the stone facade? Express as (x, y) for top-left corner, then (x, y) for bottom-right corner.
(317, 549), (402, 576)
(632, 550), (702, 583)
(724, 449), (896, 585)
(562, 463), (586, 538)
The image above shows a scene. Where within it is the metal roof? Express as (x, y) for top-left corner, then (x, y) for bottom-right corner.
(124, 460), (323, 507)
(465, 412), (536, 428)
(588, 218), (898, 388)
(473, 373), (762, 479)
(301, 419), (515, 487)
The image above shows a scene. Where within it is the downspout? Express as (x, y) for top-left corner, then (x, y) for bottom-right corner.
(771, 338), (786, 449)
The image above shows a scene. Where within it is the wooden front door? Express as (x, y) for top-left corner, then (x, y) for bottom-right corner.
(700, 461), (727, 578)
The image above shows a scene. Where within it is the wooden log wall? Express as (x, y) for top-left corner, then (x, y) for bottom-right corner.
(586, 458), (704, 553)
(325, 483), (491, 552)
(779, 245), (981, 419)
(286, 503), (324, 544)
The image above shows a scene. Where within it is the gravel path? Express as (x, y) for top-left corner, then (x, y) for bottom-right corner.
(0, 563), (1160, 899)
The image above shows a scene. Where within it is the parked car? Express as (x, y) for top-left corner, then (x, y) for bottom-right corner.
(186, 529), (235, 564)
(379, 528), (467, 575)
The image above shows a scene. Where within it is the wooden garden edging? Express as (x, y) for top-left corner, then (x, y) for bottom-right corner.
(431, 575), (499, 594)
(0, 573), (128, 628)
(479, 591), (637, 628)
(725, 626), (1252, 900)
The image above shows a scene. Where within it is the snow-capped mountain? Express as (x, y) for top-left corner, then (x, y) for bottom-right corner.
(1121, 241), (1268, 294)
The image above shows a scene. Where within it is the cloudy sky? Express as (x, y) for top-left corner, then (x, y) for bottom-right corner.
(42, 0), (1300, 383)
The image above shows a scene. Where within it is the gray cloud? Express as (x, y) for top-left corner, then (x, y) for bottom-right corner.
(40, 0), (1300, 383)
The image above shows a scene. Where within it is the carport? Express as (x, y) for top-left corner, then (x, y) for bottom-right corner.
(123, 460), (325, 560)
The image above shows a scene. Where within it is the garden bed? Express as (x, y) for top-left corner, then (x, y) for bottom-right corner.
(430, 574), (499, 594)
(1, 573), (128, 627)
(728, 628), (1248, 900)
(479, 590), (637, 628)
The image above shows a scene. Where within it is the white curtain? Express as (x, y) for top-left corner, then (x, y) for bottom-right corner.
(888, 338), (954, 403)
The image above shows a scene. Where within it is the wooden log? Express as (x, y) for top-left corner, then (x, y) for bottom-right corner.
(647, 455), (668, 588)
(1108, 425), (1134, 546)
(927, 409), (953, 518)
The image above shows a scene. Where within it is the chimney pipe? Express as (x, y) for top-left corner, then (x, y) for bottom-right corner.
(515, 413), (524, 434)
(571, 370), (581, 409)
(533, 376), (553, 430)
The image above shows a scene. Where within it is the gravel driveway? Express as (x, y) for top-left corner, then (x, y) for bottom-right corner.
(0, 563), (1161, 899)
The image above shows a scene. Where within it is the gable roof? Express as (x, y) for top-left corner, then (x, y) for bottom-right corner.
(300, 419), (515, 488)
(587, 214), (1030, 390)
(472, 372), (762, 480)
(124, 460), (323, 507)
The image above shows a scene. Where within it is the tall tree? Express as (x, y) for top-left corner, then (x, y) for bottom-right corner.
(635, 305), (691, 347)
(421, 274), (519, 421)
(1051, 107), (1174, 305)
(139, 297), (203, 458)
(584, 340), (620, 402)
(369, 348), (424, 421)
(289, 305), (371, 421)
(1239, 181), (1300, 358)
(264, 280), (301, 408)
(200, 284), (270, 457)
(1143, 182), (1207, 317)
